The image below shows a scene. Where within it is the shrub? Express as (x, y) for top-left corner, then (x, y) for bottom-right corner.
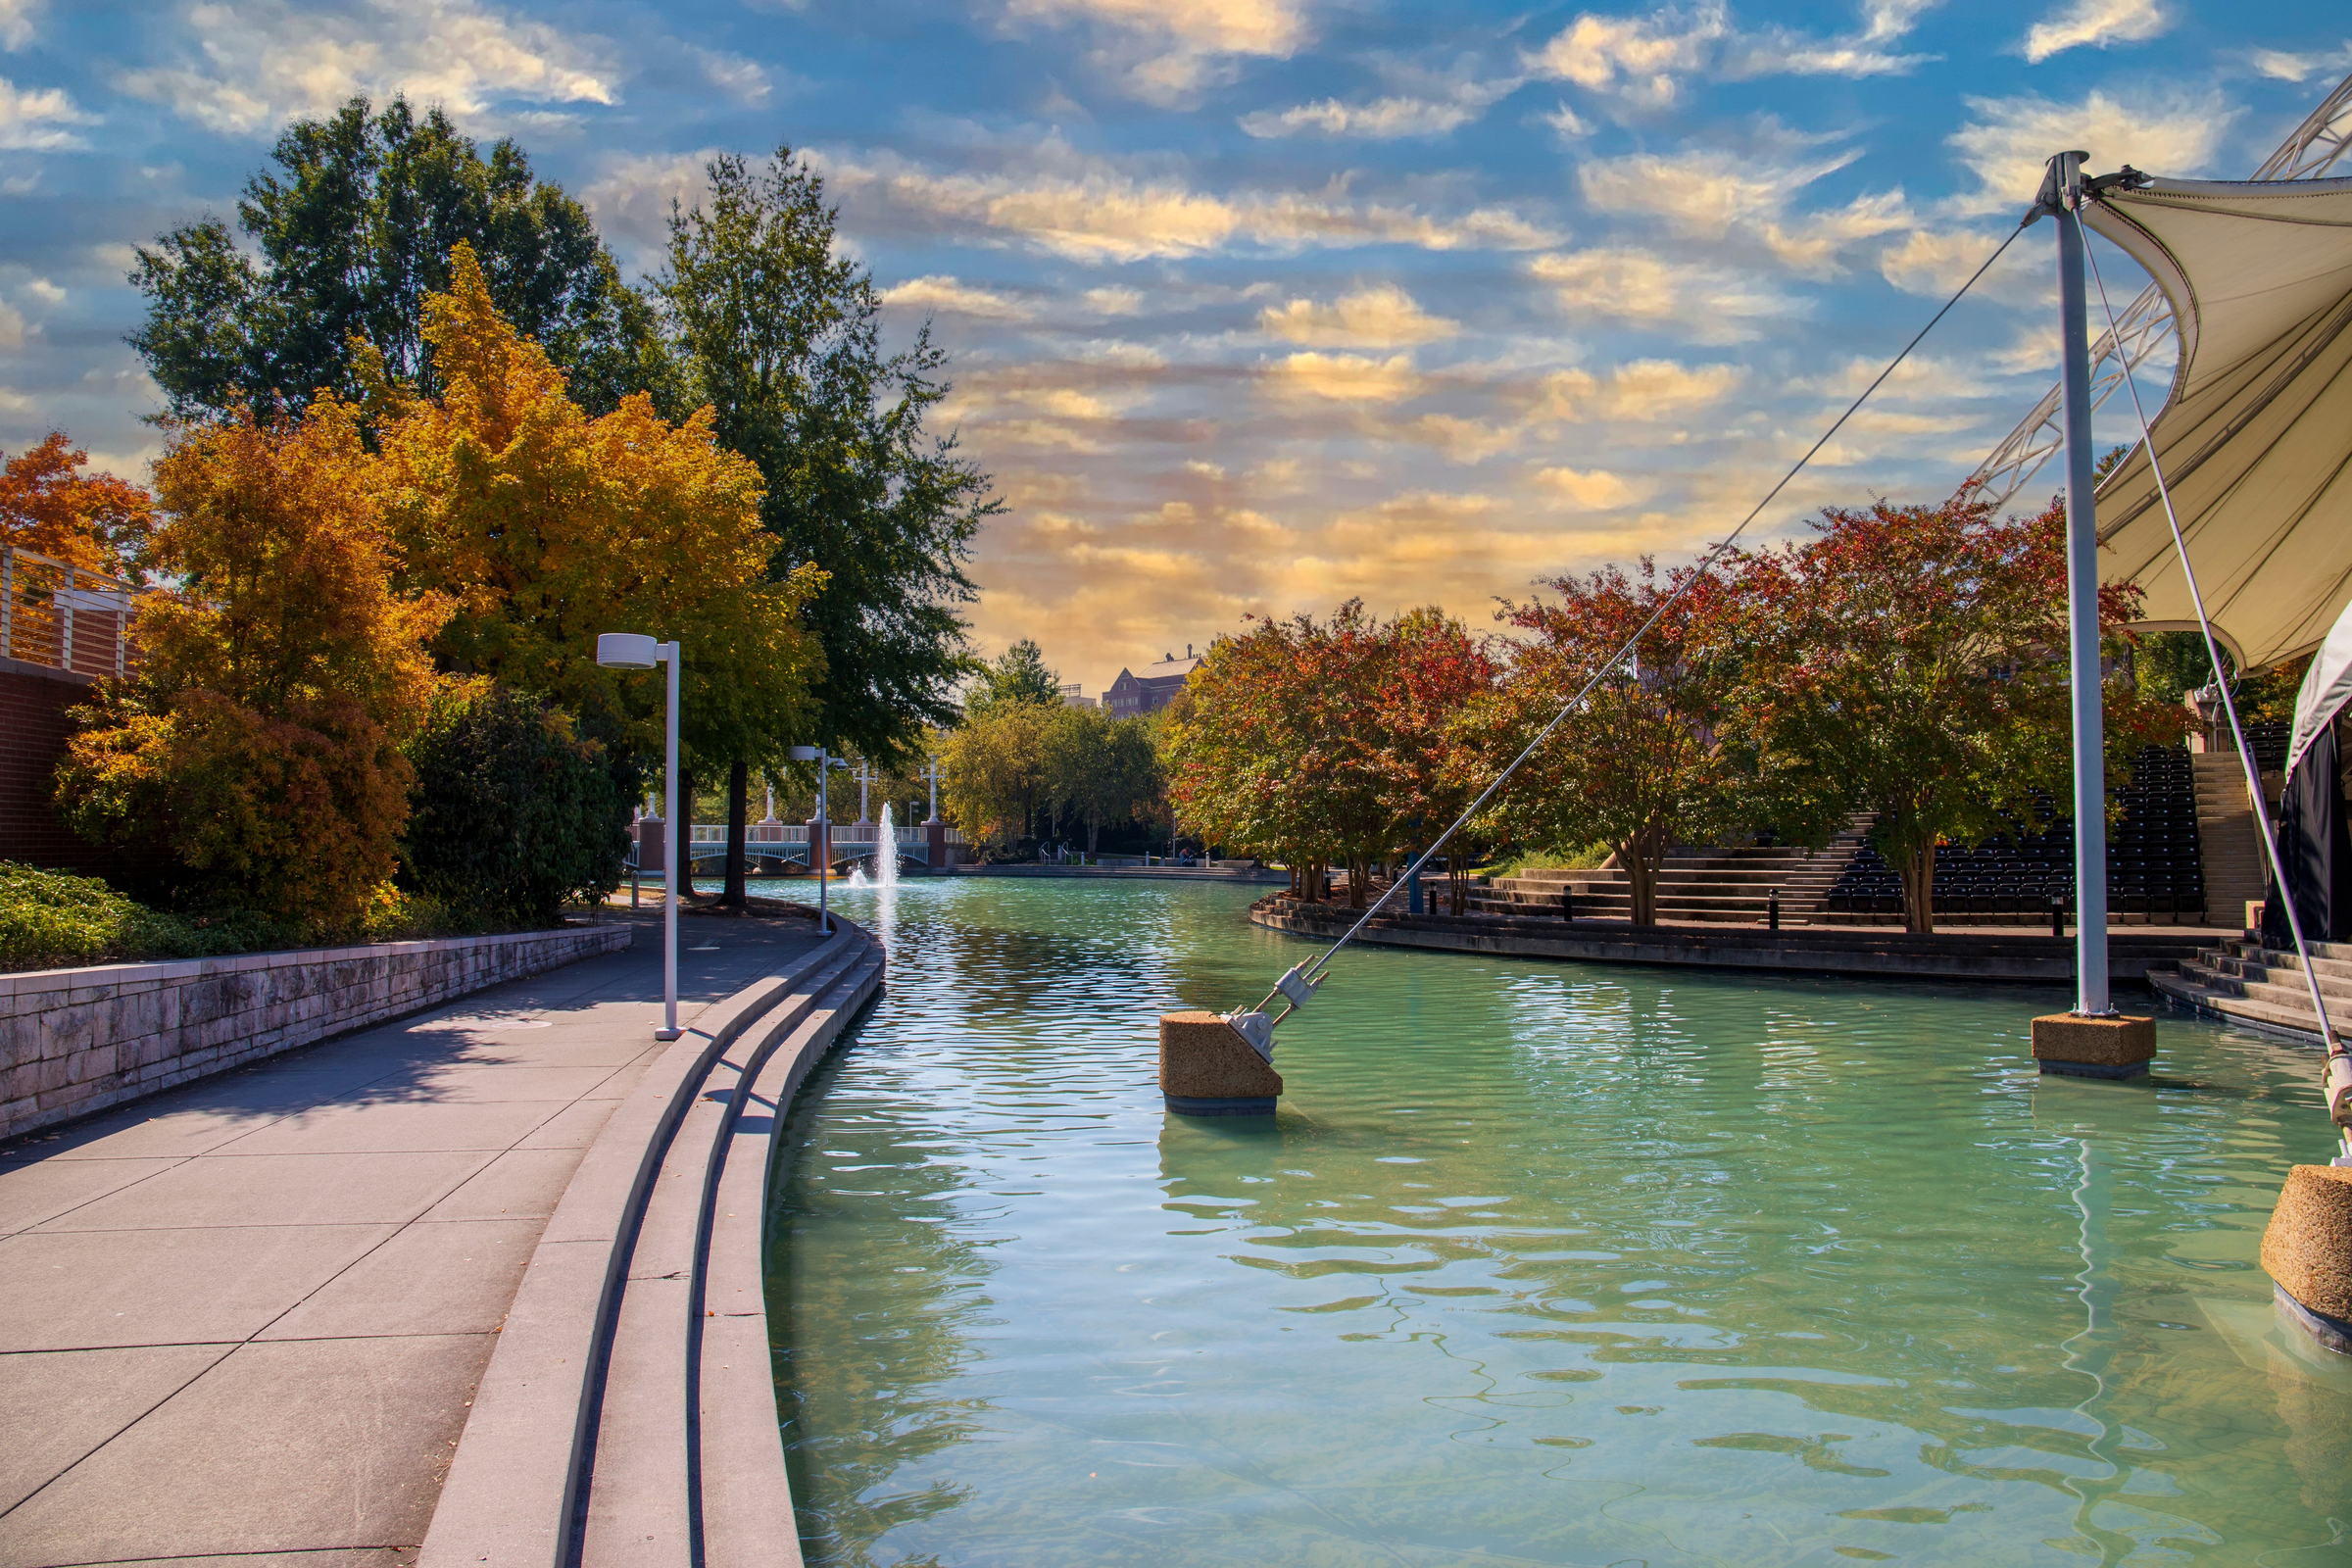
(0, 860), (288, 971)
(401, 681), (631, 926)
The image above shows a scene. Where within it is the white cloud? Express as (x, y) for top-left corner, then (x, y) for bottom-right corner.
(24, 276), (62, 304)
(879, 274), (1036, 319)
(118, 0), (617, 136)
(1535, 465), (1643, 507)
(1006, 0), (1305, 105)
(695, 48), (770, 105)
(1259, 284), (1458, 346)
(1860, 0), (1937, 42)
(1529, 247), (1795, 340)
(1265, 351), (1425, 403)
(1528, 2), (1929, 106)
(580, 149), (714, 264)
(815, 142), (1562, 262)
(1241, 76), (1520, 140)
(1946, 88), (2232, 215)
(1540, 358), (1743, 420)
(1878, 225), (2036, 300)
(0, 0), (40, 50)
(1543, 103), (1592, 137)
(2247, 44), (2352, 83)
(1574, 143), (1909, 271)
(0, 296), (24, 349)
(2021, 0), (2167, 63)
(1084, 285), (1145, 315)
(0, 75), (91, 149)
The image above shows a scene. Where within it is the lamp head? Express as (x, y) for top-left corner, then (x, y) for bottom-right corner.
(597, 632), (661, 669)
(785, 745), (820, 762)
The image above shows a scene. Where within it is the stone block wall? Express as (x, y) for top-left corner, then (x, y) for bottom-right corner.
(1, 923), (634, 1140)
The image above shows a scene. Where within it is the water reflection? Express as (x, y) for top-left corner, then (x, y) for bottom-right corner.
(767, 878), (2349, 1565)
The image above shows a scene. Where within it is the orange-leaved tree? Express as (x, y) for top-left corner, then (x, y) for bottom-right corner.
(370, 242), (826, 905)
(0, 432), (155, 576)
(1454, 561), (1750, 927)
(56, 400), (447, 932)
(1724, 491), (2184, 933)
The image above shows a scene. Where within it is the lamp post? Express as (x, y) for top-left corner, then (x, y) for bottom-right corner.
(787, 746), (849, 932)
(598, 633), (683, 1041)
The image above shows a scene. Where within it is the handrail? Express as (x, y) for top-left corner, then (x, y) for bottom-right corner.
(2, 545), (136, 677)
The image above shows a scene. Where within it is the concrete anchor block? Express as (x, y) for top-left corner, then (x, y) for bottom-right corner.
(2264, 1164), (2352, 1352)
(1159, 1010), (1282, 1116)
(2031, 1013), (2155, 1079)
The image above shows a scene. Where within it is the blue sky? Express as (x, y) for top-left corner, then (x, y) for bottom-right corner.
(0, 0), (2344, 692)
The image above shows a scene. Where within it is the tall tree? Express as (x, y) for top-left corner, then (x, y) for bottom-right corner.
(1043, 705), (1163, 856)
(657, 148), (995, 764)
(0, 433), (155, 578)
(968, 639), (1061, 714)
(128, 96), (662, 419)
(940, 700), (1053, 854)
(368, 244), (827, 906)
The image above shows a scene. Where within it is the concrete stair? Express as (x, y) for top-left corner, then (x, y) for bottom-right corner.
(1464, 818), (1874, 925)
(2152, 935), (2352, 1043)
(2192, 753), (2269, 926)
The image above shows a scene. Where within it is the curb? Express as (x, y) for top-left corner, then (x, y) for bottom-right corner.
(419, 924), (877, 1568)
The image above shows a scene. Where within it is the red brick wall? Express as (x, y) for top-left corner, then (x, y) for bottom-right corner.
(0, 660), (125, 876)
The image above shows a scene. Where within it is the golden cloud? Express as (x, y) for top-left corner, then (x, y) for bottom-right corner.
(1259, 284), (1460, 346)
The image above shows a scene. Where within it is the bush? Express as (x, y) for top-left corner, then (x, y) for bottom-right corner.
(0, 860), (289, 971)
(401, 681), (631, 926)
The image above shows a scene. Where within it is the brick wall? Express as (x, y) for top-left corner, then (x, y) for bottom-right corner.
(1, 922), (634, 1140)
(0, 660), (122, 876)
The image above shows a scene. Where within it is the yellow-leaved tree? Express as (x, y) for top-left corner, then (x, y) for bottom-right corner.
(370, 244), (824, 899)
(56, 400), (447, 933)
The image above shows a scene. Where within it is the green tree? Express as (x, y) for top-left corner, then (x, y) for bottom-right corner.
(656, 148), (995, 764)
(969, 639), (1061, 713)
(128, 96), (662, 420)
(1043, 705), (1163, 856)
(940, 701), (1053, 854)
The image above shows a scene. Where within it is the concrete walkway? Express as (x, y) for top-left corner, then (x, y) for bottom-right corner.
(0, 911), (824, 1568)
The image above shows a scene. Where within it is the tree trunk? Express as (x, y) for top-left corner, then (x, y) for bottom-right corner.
(1087, 809), (1100, 856)
(1622, 820), (1668, 927)
(1900, 839), (1936, 934)
(1348, 854), (1367, 909)
(722, 760), (750, 908)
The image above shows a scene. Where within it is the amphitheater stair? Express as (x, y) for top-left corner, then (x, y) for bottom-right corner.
(2152, 936), (2352, 1044)
(2190, 753), (2269, 927)
(1466, 818), (1874, 925)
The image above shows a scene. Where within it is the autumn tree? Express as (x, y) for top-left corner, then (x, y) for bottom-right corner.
(1724, 493), (2181, 933)
(1369, 607), (1498, 913)
(128, 96), (661, 419)
(0, 433), (154, 576)
(968, 639), (1061, 714)
(369, 244), (826, 906)
(56, 401), (445, 932)
(1455, 564), (1748, 927)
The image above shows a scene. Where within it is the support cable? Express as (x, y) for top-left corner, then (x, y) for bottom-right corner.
(2078, 206), (2352, 1152)
(1244, 215), (2035, 1028)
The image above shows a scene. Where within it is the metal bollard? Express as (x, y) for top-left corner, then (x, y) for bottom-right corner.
(2049, 895), (2065, 938)
(1767, 888), (1780, 931)
(1561, 885), (1576, 922)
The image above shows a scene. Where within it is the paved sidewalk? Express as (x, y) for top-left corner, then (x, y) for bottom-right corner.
(0, 911), (825, 1568)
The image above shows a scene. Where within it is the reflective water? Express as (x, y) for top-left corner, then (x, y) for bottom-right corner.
(760, 877), (2352, 1567)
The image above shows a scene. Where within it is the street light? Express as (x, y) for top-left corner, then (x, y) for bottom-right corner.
(599, 632), (683, 1041)
(786, 745), (849, 933)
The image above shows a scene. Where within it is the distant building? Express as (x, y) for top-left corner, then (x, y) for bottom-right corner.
(1106, 646), (1201, 719)
(1059, 682), (1097, 710)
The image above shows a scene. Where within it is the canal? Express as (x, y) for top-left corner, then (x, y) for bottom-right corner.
(760, 875), (2349, 1566)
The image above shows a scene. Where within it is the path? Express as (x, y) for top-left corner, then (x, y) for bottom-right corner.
(0, 910), (824, 1568)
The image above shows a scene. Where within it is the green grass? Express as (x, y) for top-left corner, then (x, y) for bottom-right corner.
(1481, 843), (1614, 880)
(0, 862), (472, 973)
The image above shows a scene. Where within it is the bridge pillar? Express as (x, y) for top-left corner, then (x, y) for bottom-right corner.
(926, 816), (947, 871)
(807, 815), (830, 876)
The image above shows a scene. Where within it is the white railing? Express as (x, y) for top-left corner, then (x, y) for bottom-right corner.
(1, 546), (133, 678)
(678, 822), (964, 846)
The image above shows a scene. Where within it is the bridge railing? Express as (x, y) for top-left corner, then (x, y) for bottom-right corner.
(2, 546), (135, 678)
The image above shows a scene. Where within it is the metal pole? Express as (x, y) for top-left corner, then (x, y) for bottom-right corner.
(817, 754), (831, 935)
(659, 641), (681, 1040)
(2053, 150), (2112, 1016)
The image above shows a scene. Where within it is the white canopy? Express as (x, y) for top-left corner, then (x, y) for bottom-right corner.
(2289, 598), (2352, 778)
(2086, 174), (2352, 669)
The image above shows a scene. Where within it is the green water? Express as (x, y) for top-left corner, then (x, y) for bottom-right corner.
(762, 877), (2352, 1567)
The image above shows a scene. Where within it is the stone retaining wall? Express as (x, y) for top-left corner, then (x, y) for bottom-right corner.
(1, 923), (633, 1140)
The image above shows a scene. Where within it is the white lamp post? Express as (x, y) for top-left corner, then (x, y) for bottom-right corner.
(599, 632), (683, 1041)
(787, 745), (849, 933)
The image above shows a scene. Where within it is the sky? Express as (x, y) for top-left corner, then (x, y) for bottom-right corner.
(0, 1), (2345, 698)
